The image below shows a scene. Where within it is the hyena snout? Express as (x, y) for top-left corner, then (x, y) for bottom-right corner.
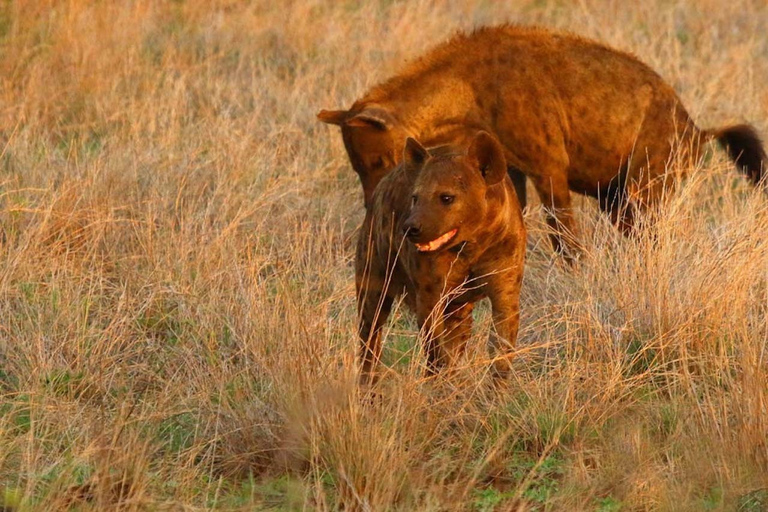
(402, 218), (422, 239)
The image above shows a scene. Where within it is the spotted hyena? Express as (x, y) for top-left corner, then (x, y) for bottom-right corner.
(319, 25), (766, 257)
(357, 131), (525, 385)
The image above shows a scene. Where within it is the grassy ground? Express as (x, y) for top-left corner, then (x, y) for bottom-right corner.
(0, 0), (767, 510)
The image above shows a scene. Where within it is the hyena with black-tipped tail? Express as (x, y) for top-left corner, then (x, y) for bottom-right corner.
(320, 25), (767, 258)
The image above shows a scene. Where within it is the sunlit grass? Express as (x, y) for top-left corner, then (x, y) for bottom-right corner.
(0, 0), (766, 509)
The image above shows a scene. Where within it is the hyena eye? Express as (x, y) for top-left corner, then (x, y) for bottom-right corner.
(440, 194), (455, 205)
(411, 195), (418, 206)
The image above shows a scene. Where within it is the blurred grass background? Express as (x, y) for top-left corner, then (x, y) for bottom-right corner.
(0, 0), (766, 509)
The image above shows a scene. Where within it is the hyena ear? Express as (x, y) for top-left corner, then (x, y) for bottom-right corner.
(317, 109), (349, 126)
(468, 131), (506, 186)
(403, 137), (429, 170)
(345, 107), (394, 130)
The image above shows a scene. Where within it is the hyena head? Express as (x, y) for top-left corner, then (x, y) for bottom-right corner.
(317, 105), (409, 208)
(402, 131), (507, 253)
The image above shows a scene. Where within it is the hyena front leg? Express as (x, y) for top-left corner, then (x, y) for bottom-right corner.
(485, 267), (523, 382)
(357, 272), (394, 387)
(439, 301), (474, 370)
(415, 293), (473, 376)
(355, 221), (396, 388)
(415, 286), (446, 377)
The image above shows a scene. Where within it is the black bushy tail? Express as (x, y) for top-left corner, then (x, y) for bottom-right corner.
(708, 124), (767, 185)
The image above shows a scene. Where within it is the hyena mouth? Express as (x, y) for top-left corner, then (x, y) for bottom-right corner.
(415, 229), (458, 252)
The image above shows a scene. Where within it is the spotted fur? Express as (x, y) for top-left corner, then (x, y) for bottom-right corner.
(319, 25), (766, 258)
(356, 132), (525, 385)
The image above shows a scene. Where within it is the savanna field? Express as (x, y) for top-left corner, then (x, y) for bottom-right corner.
(0, 1), (767, 510)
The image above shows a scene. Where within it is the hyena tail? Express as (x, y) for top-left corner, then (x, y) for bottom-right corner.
(706, 124), (767, 185)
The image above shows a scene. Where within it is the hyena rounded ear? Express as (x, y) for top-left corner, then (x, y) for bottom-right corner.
(317, 109), (349, 126)
(468, 131), (506, 185)
(345, 107), (394, 130)
(403, 137), (429, 170)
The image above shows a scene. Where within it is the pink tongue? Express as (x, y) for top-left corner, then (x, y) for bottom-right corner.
(415, 229), (458, 252)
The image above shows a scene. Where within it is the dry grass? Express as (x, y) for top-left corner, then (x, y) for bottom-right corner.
(0, 0), (767, 510)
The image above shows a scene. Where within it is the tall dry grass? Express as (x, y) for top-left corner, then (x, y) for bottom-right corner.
(0, 0), (766, 509)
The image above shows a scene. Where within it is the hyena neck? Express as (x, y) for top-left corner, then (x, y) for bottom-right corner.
(420, 120), (490, 148)
(481, 185), (517, 242)
(363, 78), (480, 139)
